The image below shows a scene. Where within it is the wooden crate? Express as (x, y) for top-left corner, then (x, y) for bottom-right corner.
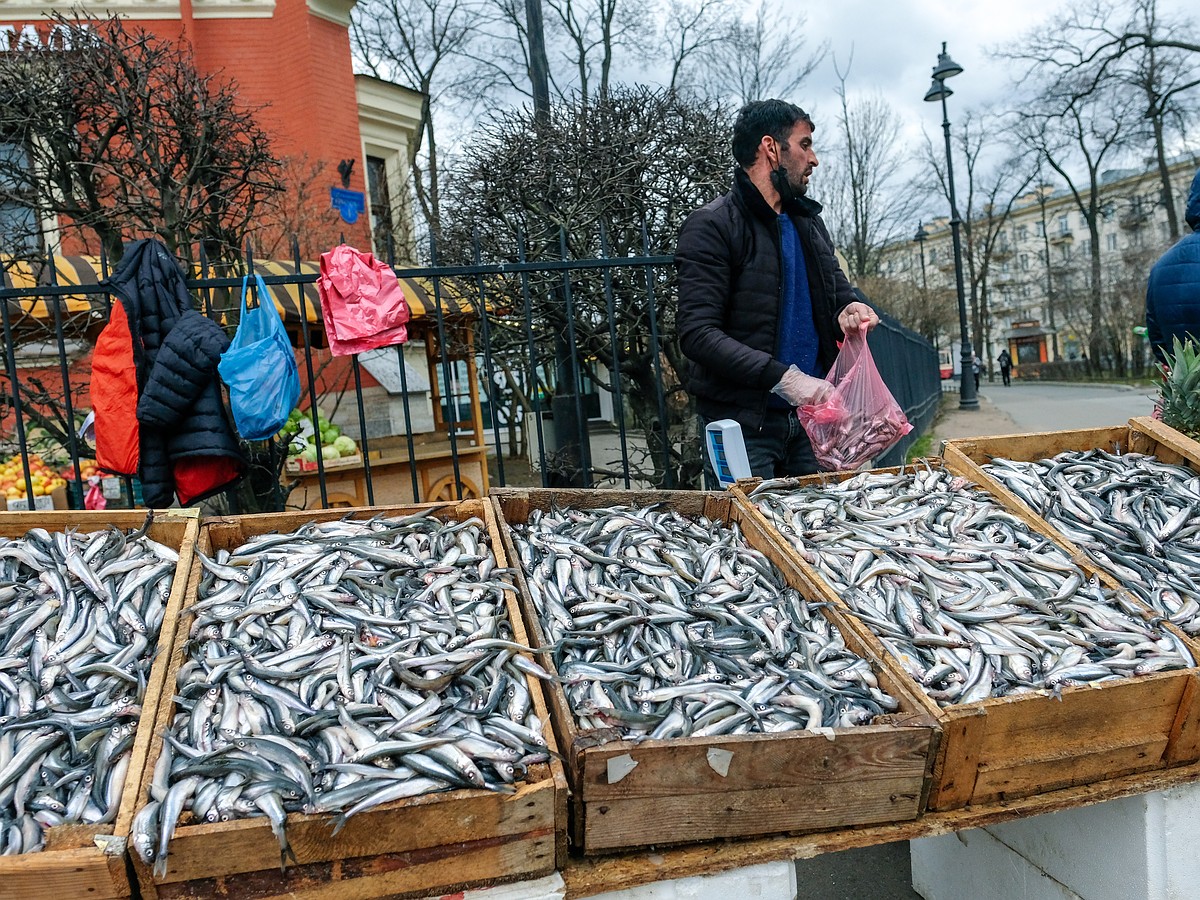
(0, 510), (200, 900)
(732, 465), (1200, 811)
(131, 501), (567, 900)
(490, 488), (939, 855)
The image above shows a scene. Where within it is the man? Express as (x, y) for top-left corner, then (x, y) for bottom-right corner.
(675, 99), (878, 479)
(997, 349), (1012, 386)
(1146, 167), (1200, 365)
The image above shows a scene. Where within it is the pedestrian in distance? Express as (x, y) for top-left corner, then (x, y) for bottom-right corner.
(675, 99), (879, 480)
(1146, 167), (1200, 365)
(972, 353), (981, 390)
(998, 349), (1012, 386)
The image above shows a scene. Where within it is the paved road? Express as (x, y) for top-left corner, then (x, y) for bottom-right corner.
(978, 380), (1158, 433)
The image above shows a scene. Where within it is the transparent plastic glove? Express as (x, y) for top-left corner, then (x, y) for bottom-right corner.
(771, 365), (833, 407)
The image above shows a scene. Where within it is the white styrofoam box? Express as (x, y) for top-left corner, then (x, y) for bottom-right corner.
(983, 795), (1155, 900)
(422, 873), (565, 900)
(911, 830), (1081, 900)
(915, 782), (1200, 900)
(586, 860), (796, 900)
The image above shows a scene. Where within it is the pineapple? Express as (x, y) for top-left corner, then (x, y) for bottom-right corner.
(1159, 337), (1200, 440)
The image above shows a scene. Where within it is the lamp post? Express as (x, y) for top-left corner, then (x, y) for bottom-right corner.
(924, 42), (978, 410)
(914, 221), (929, 297)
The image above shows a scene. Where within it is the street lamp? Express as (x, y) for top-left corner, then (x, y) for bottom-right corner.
(924, 42), (978, 410)
(913, 222), (929, 297)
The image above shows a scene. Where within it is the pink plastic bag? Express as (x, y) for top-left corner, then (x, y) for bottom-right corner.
(318, 245), (411, 357)
(798, 327), (912, 471)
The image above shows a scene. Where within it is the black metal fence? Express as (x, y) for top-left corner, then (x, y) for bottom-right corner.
(1, 235), (942, 511)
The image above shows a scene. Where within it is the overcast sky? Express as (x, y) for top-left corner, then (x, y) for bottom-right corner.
(757, 0), (1195, 217)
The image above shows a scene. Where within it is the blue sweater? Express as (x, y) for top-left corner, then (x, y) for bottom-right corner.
(1147, 169), (1200, 364)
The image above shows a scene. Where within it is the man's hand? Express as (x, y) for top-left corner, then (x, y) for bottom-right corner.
(771, 365), (833, 407)
(838, 301), (879, 335)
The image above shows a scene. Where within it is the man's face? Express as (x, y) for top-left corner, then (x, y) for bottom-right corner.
(773, 121), (818, 196)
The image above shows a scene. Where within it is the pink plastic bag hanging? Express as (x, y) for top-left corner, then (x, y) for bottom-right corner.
(318, 245), (411, 357)
(798, 326), (912, 471)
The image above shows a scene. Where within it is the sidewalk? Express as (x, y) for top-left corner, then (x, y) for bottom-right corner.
(929, 390), (1019, 447)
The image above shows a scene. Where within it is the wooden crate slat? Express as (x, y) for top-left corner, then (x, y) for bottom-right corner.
(975, 674), (1184, 758)
(579, 727), (930, 801)
(154, 832), (557, 900)
(582, 776), (924, 852)
(1165, 674), (1200, 765)
(973, 733), (1170, 800)
(133, 502), (564, 899)
(0, 845), (131, 900)
(155, 778), (555, 884)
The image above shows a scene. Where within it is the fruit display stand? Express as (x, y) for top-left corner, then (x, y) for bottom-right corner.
(0, 510), (200, 900)
(284, 432), (490, 508)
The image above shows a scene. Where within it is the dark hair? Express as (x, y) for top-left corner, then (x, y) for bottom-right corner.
(731, 100), (815, 168)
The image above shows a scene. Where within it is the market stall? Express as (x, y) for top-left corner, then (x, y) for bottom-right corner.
(3, 416), (1200, 899)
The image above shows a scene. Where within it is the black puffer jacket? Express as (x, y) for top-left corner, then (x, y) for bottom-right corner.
(104, 240), (244, 507)
(675, 168), (856, 430)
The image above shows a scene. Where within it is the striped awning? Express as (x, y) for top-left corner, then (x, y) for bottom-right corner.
(2, 256), (477, 334)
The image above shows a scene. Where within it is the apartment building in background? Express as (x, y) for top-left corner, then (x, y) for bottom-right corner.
(881, 155), (1199, 377)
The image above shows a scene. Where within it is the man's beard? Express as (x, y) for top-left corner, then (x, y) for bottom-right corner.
(770, 165), (807, 204)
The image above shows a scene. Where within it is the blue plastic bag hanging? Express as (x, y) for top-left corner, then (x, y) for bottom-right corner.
(218, 274), (301, 441)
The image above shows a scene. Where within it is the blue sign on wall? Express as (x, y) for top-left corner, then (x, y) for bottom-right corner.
(330, 187), (366, 224)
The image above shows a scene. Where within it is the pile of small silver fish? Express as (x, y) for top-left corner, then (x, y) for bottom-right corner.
(132, 511), (551, 877)
(0, 521), (176, 854)
(750, 466), (1195, 707)
(983, 449), (1200, 633)
(509, 504), (900, 740)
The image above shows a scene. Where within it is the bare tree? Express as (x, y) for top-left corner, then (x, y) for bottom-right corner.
(1000, 36), (1143, 372)
(821, 58), (910, 281)
(661, 0), (736, 93)
(351, 0), (484, 239)
(919, 110), (1035, 373)
(543, 0), (656, 103)
(439, 87), (731, 488)
(699, 2), (827, 106)
(0, 13), (281, 266)
(1004, 0), (1200, 240)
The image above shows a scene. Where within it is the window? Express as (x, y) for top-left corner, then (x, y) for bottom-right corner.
(1036, 221), (1045, 237)
(1106, 233), (1118, 251)
(1020, 253), (1030, 271)
(1080, 240), (1090, 257)
(365, 155), (393, 258)
(1017, 225), (1028, 242)
(0, 138), (40, 253)
(1058, 215), (1070, 235)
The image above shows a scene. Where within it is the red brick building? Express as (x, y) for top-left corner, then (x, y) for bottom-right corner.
(0, 0), (422, 260)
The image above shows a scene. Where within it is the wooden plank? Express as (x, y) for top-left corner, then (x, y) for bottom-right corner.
(1165, 673), (1200, 765)
(972, 732), (1169, 801)
(582, 777), (924, 852)
(561, 760), (1200, 899)
(157, 779), (556, 883)
(155, 831), (557, 900)
(0, 845), (131, 900)
(975, 674), (1183, 758)
(133, 502), (562, 898)
(926, 709), (987, 811)
(579, 728), (930, 800)
(1129, 416), (1200, 465)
